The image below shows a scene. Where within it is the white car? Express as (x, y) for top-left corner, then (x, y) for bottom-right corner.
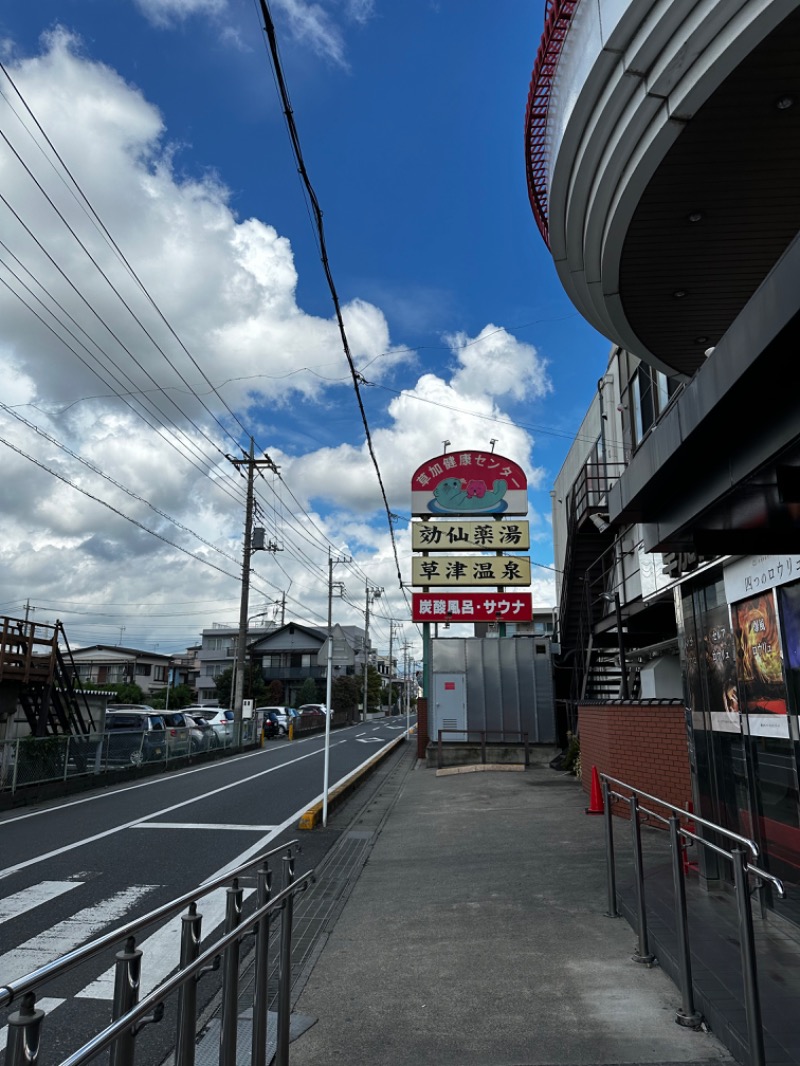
(193, 708), (235, 741)
(298, 703), (330, 716)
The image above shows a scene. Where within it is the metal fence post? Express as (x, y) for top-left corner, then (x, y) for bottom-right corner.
(275, 854), (296, 1066)
(5, 992), (45, 1066)
(175, 903), (203, 1066)
(219, 880), (244, 1066)
(603, 781), (618, 918)
(629, 795), (654, 964)
(109, 936), (142, 1066)
(732, 848), (765, 1066)
(669, 816), (702, 1027)
(251, 862), (273, 1066)
(12, 737), (19, 793)
(63, 736), (70, 781)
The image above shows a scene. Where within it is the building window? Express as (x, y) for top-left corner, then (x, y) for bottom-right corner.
(154, 665), (167, 682)
(136, 663), (152, 676)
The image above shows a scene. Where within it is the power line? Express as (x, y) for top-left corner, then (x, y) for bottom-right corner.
(258, 0), (404, 596)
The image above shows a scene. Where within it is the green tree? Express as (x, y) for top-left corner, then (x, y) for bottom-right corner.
(149, 683), (194, 710)
(107, 682), (145, 705)
(331, 675), (359, 722)
(297, 676), (320, 706)
(266, 680), (284, 705)
(359, 665), (383, 714)
(213, 665), (268, 709)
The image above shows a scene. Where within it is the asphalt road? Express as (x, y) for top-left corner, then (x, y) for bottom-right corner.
(0, 714), (415, 1064)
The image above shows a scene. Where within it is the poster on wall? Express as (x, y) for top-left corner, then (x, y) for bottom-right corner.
(733, 591), (789, 738)
(777, 581), (800, 714)
(704, 605), (741, 734)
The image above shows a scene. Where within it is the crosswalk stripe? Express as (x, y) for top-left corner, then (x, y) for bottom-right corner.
(0, 998), (65, 1046)
(0, 885), (155, 986)
(0, 881), (82, 926)
(76, 886), (254, 1001)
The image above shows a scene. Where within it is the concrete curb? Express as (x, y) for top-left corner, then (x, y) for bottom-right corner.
(298, 728), (416, 829)
(434, 763), (525, 777)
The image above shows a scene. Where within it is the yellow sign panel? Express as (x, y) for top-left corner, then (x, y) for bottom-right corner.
(411, 520), (530, 552)
(412, 556), (531, 587)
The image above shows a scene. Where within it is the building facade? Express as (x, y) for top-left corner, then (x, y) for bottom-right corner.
(527, 0), (800, 917)
(69, 645), (172, 698)
(250, 622), (368, 707)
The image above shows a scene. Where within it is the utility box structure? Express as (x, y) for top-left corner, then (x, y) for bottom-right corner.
(429, 637), (556, 764)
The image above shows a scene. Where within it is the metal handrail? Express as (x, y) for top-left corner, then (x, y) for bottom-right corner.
(601, 773), (761, 859)
(437, 729), (530, 770)
(599, 773), (786, 1066)
(56, 875), (314, 1066)
(0, 838), (298, 1009)
(4, 844), (312, 1066)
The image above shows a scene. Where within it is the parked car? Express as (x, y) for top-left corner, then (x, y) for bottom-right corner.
(104, 708), (167, 766)
(185, 713), (220, 752)
(296, 705), (327, 729)
(193, 708), (235, 742)
(160, 711), (193, 756)
(256, 706), (298, 735)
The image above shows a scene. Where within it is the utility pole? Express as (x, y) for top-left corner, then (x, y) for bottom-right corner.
(323, 552), (349, 827)
(362, 584), (382, 722)
(388, 622), (401, 715)
(228, 439), (279, 739)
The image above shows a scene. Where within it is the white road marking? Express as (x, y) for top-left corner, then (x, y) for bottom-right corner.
(76, 887), (253, 1001)
(0, 885), (155, 985)
(0, 999), (64, 1045)
(0, 726), (348, 828)
(0, 742), (349, 881)
(356, 738), (383, 744)
(133, 823), (276, 832)
(0, 881), (82, 925)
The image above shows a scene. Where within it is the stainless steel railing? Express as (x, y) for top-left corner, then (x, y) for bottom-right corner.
(436, 729), (530, 769)
(2, 840), (314, 1066)
(600, 774), (785, 1066)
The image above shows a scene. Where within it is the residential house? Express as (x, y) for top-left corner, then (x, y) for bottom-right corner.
(195, 624), (275, 705)
(69, 645), (172, 698)
(250, 622), (367, 706)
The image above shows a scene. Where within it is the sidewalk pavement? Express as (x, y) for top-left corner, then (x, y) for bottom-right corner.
(289, 751), (733, 1066)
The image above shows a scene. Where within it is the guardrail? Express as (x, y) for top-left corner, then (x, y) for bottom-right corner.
(600, 774), (785, 1066)
(436, 729), (530, 769)
(2, 841), (313, 1066)
(0, 722), (260, 795)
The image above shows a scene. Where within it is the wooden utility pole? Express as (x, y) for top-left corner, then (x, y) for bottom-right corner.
(228, 440), (279, 737)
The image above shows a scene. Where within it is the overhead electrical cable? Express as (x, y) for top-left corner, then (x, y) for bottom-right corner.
(0, 401), (245, 569)
(257, 0), (405, 599)
(0, 61), (261, 451)
(0, 432), (243, 581)
(0, 267), (248, 512)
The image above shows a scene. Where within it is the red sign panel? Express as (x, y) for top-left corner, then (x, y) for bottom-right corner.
(412, 592), (533, 623)
(410, 450), (528, 517)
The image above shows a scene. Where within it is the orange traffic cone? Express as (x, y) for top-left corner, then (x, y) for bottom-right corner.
(585, 765), (604, 815)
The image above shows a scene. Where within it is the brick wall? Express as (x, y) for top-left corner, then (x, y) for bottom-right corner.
(579, 701), (692, 822)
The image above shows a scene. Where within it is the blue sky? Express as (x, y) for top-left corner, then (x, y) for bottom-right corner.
(0, 0), (610, 658)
